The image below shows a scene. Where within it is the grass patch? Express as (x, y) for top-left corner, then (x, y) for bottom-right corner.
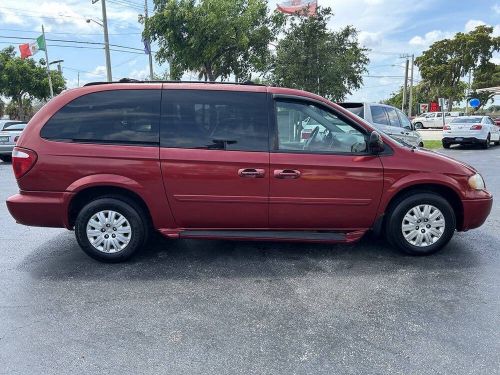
(423, 140), (442, 149)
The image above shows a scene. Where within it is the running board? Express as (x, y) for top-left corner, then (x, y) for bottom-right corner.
(159, 229), (368, 243)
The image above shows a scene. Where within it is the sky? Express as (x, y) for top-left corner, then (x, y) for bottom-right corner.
(0, 0), (499, 104)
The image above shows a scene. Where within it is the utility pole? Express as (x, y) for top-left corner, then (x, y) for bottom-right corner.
(466, 68), (472, 115)
(144, 0), (154, 80)
(408, 54), (414, 117)
(92, 0), (112, 82)
(402, 57), (409, 113)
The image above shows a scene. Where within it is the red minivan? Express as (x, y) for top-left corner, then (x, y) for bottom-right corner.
(6, 81), (493, 262)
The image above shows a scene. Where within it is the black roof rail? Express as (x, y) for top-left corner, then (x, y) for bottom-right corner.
(84, 78), (266, 87)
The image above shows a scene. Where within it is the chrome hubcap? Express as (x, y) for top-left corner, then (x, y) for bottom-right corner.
(86, 210), (132, 253)
(401, 204), (445, 247)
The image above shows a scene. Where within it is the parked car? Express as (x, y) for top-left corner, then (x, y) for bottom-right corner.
(412, 112), (464, 129)
(7, 82), (492, 262)
(0, 123), (27, 162)
(442, 116), (500, 149)
(494, 117), (500, 127)
(0, 120), (24, 131)
(339, 102), (423, 147)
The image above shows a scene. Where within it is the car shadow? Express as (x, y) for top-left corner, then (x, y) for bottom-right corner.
(18, 230), (486, 281)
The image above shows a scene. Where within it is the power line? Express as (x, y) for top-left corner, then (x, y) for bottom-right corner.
(0, 27), (141, 36)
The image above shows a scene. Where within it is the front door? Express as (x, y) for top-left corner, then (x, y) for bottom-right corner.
(270, 99), (384, 230)
(160, 89), (270, 229)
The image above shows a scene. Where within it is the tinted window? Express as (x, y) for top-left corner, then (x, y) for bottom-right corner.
(41, 90), (161, 145)
(450, 117), (483, 124)
(341, 104), (364, 118)
(161, 90), (268, 151)
(275, 100), (367, 154)
(385, 108), (401, 127)
(371, 106), (389, 125)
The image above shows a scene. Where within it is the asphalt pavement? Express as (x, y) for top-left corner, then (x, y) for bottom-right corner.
(0, 145), (499, 374)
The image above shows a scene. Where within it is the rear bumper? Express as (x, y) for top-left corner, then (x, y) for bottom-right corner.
(442, 136), (485, 144)
(460, 196), (493, 231)
(6, 191), (73, 229)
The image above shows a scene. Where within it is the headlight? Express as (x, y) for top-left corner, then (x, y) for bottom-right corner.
(468, 173), (485, 190)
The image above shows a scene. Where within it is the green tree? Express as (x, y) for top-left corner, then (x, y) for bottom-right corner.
(0, 46), (65, 119)
(144, 0), (284, 82)
(271, 7), (368, 101)
(468, 62), (500, 110)
(415, 25), (500, 110)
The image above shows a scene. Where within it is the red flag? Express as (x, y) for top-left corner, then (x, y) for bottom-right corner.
(277, 0), (317, 16)
(19, 43), (32, 59)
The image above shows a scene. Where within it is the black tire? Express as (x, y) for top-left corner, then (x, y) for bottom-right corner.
(482, 135), (490, 149)
(385, 192), (456, 256)
(442, 141), (450, 149)
(414, 122), (424, 129)
(0, 155), (12, 162)
(75, 197), (149, 262)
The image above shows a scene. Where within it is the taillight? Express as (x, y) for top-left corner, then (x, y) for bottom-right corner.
(443, 125), (451, 130)
(12, 147), (37, 179)
(470, 124), (482, 130)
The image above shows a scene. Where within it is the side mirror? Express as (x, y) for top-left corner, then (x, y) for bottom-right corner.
(369, 131), (384, 154)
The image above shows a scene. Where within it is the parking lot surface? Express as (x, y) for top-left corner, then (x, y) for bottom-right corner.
(0, 146), (499, 374)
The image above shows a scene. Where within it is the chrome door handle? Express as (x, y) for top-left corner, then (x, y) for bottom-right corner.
(274, 169), (301, 179)
(238, 168), (265, 178)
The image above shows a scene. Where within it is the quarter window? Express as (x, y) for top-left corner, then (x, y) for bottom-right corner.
(275, 101), (367, 154)
(385, 108), (401, 127)
(41, 90), (161, 144)
(161, 90), (268, 151)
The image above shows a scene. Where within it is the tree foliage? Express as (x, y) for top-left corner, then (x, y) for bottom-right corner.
(270, 7), (368, 101)
(383, 82), (431, 112)
(144, 0), (284, 81)
(0, 46), (65, 119)
(468, 62), (500, 109)
(415, 25), (500, 110)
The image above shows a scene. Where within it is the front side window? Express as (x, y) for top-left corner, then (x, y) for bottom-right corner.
(161, 90), (268, 151)
(371, 106), (390, 125)
(275, 101), (367, 154)
(41, 90), (161, 145)
(396, 109), (412, 129)
(385, 108), (401, 127)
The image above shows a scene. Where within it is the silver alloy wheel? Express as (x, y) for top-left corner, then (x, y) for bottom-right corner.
(401, 204), (445, 247)
(86, 210), (132, 253)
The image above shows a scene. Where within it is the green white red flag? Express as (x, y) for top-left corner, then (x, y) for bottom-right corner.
(277, 0), (318, 16)
(19, 35), (46, 59)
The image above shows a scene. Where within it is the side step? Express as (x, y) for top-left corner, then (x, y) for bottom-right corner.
(172, 230), (366, 243)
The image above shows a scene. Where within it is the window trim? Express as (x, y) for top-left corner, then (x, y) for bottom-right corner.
(39, 89), (162, 147)
(271, 95), (377, 156)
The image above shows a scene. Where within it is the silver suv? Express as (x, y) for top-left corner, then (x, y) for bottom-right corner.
(339, 102), (423, 147)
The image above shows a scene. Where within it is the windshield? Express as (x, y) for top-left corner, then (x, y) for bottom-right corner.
(450, 117), (482, 124)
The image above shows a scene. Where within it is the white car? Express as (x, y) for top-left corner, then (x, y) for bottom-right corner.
(412, 112), (465, 129)
(0, 123), (27, 162)
(442, 116), (500, 149)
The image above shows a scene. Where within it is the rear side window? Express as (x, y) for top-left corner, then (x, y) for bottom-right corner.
(371, 106), (389, 125)
(161, 90), (268, 151)
(41, 90), (161, 145)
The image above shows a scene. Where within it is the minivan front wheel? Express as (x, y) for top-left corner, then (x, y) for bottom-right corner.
(75, 198), (147, 262)
(385, 193), (456, 255)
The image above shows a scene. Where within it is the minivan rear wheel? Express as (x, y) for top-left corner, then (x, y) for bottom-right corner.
(385, 193), (456, 255)
(75, 197), (148, 262)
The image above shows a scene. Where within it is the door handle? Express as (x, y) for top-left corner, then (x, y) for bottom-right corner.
(274, 169), (301, 179)
(238, 168), (265, 178)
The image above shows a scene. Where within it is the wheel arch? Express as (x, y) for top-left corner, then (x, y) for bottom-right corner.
(68, 185), (153, 229)
(379, 183), (464, 233)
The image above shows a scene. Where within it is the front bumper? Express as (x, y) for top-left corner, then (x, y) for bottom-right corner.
(460, 195), (493, 231)
(6, 191), (73, 229)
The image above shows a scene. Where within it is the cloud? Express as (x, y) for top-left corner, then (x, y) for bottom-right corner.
(409, 30), (451, 47)
(358, 31), (382, 47)
(85, 66), (106, 78)
(465, 19), (487, 32)
(129, 66), (151, 80)
(493, 4), (500, 14)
